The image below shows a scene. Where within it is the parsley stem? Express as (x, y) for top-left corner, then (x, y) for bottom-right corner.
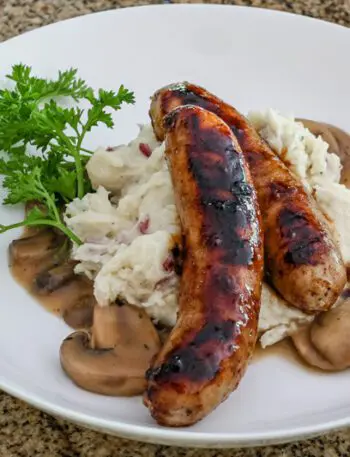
(75, 125), (91, 198)
(80, 147), (94, 155)
(41, 119), (85, 199)
(0, 219), (82, 245)
(74, 152), (84, 199)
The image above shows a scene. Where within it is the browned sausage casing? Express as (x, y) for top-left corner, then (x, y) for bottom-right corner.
(150, 82), (346, 314)
(144, 106), (264, 426)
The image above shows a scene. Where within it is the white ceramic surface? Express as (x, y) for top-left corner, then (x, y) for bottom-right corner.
(0, 5), (350, 448)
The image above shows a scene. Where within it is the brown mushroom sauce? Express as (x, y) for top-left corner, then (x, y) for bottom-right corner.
(9, 120), (350, 396)
(9, 217), (95, 330)
(9, 206), (162, 396)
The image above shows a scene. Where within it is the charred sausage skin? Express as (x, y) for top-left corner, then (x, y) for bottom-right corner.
(144, 106), (263, 426)
(149, 82), (346, 314)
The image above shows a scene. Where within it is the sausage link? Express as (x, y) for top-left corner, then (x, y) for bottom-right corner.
(149, 82), (346, 313)
(144, 106), (263, 426)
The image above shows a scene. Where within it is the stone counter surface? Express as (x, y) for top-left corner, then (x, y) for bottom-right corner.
(0, 1), (350, 456)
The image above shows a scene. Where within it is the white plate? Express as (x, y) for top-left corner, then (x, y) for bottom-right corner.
(0, 4), (350, 449)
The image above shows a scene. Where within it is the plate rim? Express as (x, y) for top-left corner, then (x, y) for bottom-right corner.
(1, 3), (349, 49)
(0, 3), (350, 448)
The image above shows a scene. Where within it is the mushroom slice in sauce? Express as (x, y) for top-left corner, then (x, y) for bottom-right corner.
(9, 230), (66, 266)
(292, 291), (350, 371)
(309, 293), (350, 370)
(10, 230), (69, 290)
(44, 276), (94, 315)
(35, 261), (77, 294)
(60, 304), (161, 396)
(63, 300), (95, 330)
(291, 326), (334, 371)
(9, 225), (96, 326)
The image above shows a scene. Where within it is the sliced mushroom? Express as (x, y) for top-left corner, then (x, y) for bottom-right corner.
(291, 325), (334, 371)
(292, 290), (350, 371)
(63, 300), (95, 330)
(60, 304), (161, 396)
(9, 230), (66, 265)
(309, 294), (350, 370)
(35, 261), (77, 295)
(42, 276), (94, 316)
(10, 230), (69, 287)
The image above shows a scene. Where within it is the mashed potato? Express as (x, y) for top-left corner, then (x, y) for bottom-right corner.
(248, 110), (341, 187)
(65, 128), (179, 326)
(64, 111), (349, 347)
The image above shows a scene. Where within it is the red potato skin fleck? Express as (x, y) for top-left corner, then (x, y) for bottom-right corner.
(138, 217), (150, 234)
(139, 142), (152, 157)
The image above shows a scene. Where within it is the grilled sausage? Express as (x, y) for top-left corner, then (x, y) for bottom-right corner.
(144, 106), (263, 426)
(149, 82), (346, 314)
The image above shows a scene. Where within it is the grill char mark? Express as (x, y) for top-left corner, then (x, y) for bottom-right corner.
(279, 207), (326, 266)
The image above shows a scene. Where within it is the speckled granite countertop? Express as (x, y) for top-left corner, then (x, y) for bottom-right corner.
(0, 0), (350, 39)
(1, 1), (350, 456)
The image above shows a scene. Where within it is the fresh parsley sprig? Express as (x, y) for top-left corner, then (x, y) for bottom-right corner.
(0, 64), (135, 244)
(0, 167), (81, 245)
